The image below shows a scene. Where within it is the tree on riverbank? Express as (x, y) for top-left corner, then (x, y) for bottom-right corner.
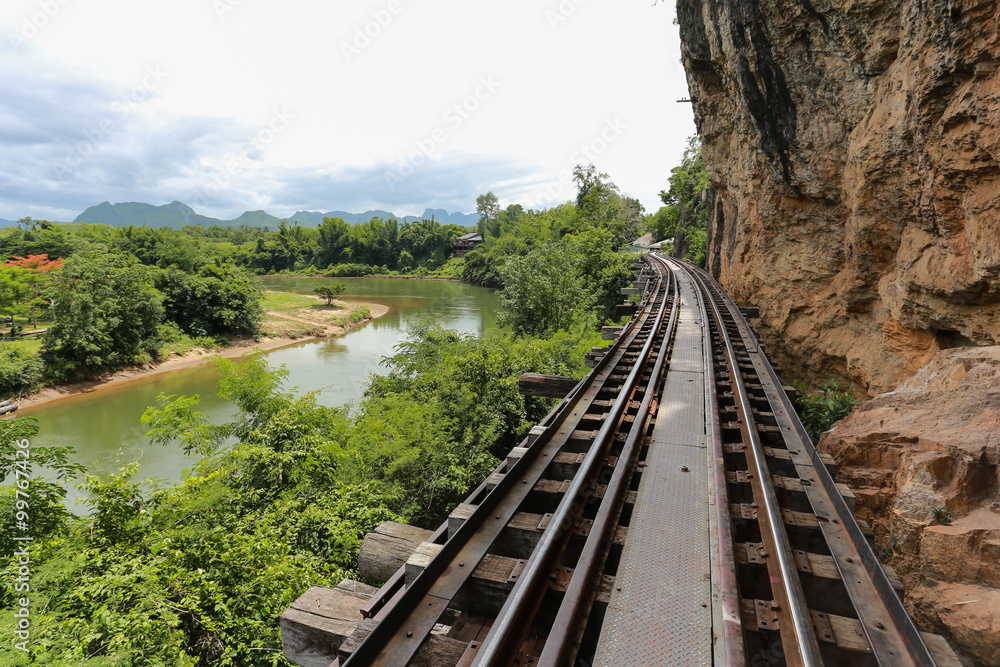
(313, 283), (347, 305)
(42, 248), (164, 378)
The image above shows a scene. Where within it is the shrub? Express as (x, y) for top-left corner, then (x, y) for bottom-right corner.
(0, 340), (44, 394)
(797, 381), (857, 442)
(325, 263), (374, 277)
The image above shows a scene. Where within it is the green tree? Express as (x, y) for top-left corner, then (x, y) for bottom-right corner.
(0, 265), (30, 334)
(313, 283), (347, 305)
(476, 191), (500, 238)
(650, 136), (711, 267)
(155, 264), (263, 337)
(315, 216), (351, 267)
(0, 341), (43, 395)
(42, 248), (164, 378)
(0, 417), (84, 556)
(497, 241), (592, 335)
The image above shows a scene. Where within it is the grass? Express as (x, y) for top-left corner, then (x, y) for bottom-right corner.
(261, 291), (321, 311)
(156, 322), (229, 358)
(18, 338), (43, 353)
(158, 334), (229, 358)
(331, 305), (371, 327)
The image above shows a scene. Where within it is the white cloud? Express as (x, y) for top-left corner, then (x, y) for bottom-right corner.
(0, 0), (695, 221)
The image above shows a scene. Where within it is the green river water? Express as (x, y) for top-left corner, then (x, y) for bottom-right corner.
(17, 277), (499, 508)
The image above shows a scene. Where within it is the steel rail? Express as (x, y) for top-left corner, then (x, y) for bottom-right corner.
(342, 256), (671, 666)
(689, 261), (825, 667)
(534, 260), (680, 666)
(471, 255), (675, 666)
(661, 255), (747, 666)
(683, 259), (938, 666)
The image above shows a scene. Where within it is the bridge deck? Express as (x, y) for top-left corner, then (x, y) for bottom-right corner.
(595, 268), (714, 666)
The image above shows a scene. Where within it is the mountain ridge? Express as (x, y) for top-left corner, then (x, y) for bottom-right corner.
(71, 201), (478, 230)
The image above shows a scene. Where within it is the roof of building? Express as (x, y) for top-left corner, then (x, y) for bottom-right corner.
(456, 233), (483, 242)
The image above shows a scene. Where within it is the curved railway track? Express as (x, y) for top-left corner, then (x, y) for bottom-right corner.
(328, 254), (958, 667)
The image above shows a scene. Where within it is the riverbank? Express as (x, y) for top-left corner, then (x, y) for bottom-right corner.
(15, 297), (389, 413)
(260, 273), (464, 282)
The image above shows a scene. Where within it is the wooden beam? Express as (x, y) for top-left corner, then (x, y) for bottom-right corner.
(517, 373), (578, 398)
(280, 581), (378, 667)
(358, 521), (434, 585)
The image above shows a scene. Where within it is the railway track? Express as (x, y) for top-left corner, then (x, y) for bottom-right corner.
(325, 254), (959, 666)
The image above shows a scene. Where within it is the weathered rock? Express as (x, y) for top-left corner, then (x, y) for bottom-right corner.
(819, 346), (1000, 664)
(679, 0), (1000, 395)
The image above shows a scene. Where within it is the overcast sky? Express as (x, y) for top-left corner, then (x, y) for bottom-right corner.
(0, 0), (695, 221)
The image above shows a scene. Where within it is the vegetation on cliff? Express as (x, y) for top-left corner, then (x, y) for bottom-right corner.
(648, 137), (711, 268)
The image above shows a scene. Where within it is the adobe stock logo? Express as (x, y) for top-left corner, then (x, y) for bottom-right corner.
(383, 75), (501, 191)
(546, 0), (588, 30)
(341, 0), (408, 63)
(191, 107), (295, 207)
(7, 0), (73, 51)
(53, 66), (169, 177)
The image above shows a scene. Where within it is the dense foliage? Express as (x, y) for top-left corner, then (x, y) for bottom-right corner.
(42, 248), (165, 377)
(0, 320), (600, 665)
(0, 235), (264, 388)
(155, 266), (264, 338)
(460, 168), (642, 291)
(648, 136), (712, 268)
(0, 150), (715, 663)
(0, 342), (44, 395)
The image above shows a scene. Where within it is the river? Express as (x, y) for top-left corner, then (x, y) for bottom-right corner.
(17, 277), (499, 508)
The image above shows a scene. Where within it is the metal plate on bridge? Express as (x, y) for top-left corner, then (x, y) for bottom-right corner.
(595, 272), (712, 666)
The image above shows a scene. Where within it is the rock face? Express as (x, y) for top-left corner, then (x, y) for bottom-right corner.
(820, 346), (1000, 665)
(679, 0), (1000, 395)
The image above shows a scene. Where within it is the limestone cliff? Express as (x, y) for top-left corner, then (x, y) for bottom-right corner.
(678, 0), (1000, 395)
(820, 347), (1000, 665)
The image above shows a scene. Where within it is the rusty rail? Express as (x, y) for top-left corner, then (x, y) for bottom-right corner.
(341, 256), (676, 666)
(679, 256), (938, 666)
(324, 253), (953, 667)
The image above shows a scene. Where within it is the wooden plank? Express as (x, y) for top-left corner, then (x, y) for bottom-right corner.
(921, 632), (963, 667)
(742, 600), (876, 654)
(485, 471), (506, 491)
(281, 582), (377, 667)
(506, 447), (529, 470)
(601, 326), (624, 340)
(405, 541), (444, 586)
(823, 611), (872, 653)
(338, 617), (468, 667)
(358, 521), (434, 585)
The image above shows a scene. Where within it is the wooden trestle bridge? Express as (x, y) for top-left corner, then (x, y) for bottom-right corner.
(281, 253), (961, 666)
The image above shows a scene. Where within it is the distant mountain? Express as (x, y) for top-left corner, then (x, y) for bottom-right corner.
(288, 209), (400, 225)
(229, 210), (284, 227)
(0, 218), (16, 227)
(288, 208), (476, 226)
(74, 201), (225, 229)
(413, 208), (478, 225)
(72, 201), (477, 230)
